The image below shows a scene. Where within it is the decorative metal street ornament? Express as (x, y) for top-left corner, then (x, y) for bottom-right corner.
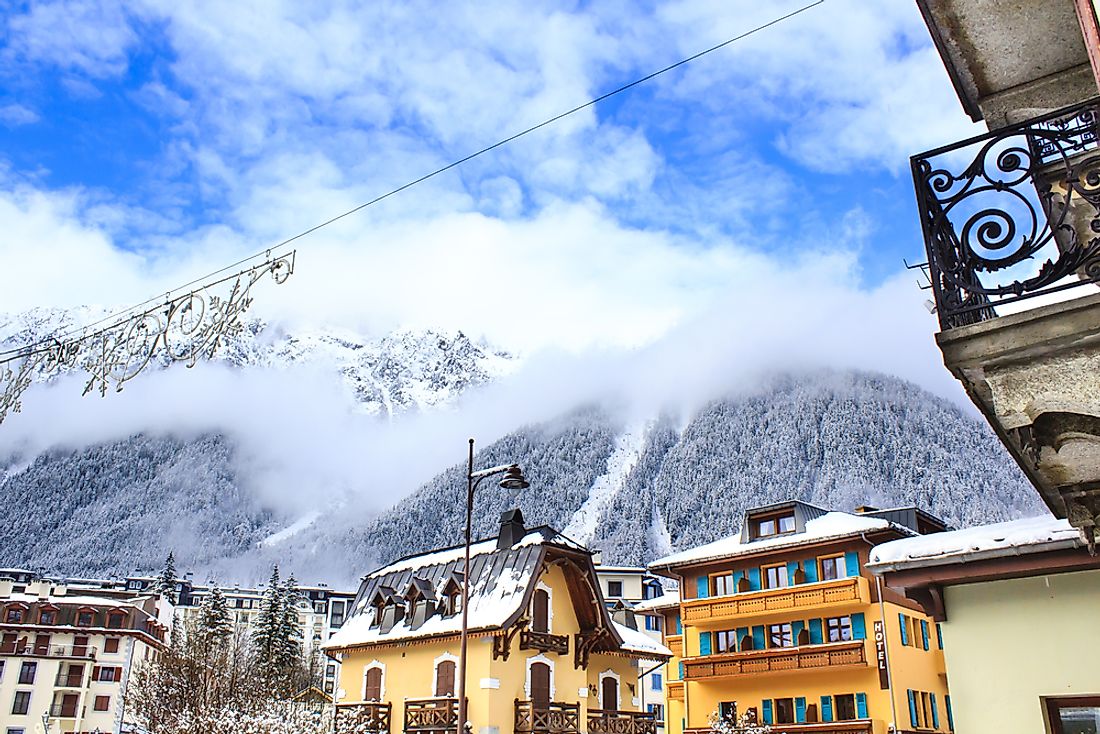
(0, 251), (295, 425)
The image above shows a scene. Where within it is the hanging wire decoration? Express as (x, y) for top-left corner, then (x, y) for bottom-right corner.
(0, 251), (295, 425)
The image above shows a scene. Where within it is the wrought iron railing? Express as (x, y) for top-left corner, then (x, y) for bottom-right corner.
(912, 98), (1100, 329)
(49, 702), (80, 717)
(54, 670), (87, 687)
(335, 701), (392, 734)
(404, 697), (463, 734)
(520, 629), (569, 655)
(587, 709), (657, 734)
(514, 700), (581, 734)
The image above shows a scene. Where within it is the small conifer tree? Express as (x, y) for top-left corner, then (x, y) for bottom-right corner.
(156, 551), (179, 604)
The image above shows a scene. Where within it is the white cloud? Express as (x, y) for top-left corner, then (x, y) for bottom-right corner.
(0, 103), (38, 126)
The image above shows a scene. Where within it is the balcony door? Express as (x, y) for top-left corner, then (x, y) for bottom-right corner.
(364, 667), (382, 701)
(531, 662), (551, 708)
(601, 677), (618, 712)
(60, 693), (79, 718)
(435, 660), (456, 697)
(532, 589), (550, 633)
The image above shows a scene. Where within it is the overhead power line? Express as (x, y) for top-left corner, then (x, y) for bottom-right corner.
(2, 0), (824, 360)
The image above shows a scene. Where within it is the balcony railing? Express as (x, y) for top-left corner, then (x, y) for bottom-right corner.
(665, 634), (682, 658)
(682, 577), (868, 624)
(0, 643), (97, 658)
(54, 671), (87, 688)
(335, 701), (391, 734)
(682, 640), (867, 680)
(687, 724), (870, 734)
(514, 700), (581, 734)
(912, 97), (1100, 330)
(49, 703), (80, 718)
(404, 697), (463, 734)
(587, 709), (657, 734)
(520, 629), (569, 655)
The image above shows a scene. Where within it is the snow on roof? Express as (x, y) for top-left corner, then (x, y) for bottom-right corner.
(650, 512), (907, 569)
(632, 591), (680, 613)
(867, 514), (1081, 571)
(612, 621), (672, 658)
(1, 593), (143, 608)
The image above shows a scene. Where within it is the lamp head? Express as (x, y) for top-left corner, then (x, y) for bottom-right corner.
(498, 465), (529, 491)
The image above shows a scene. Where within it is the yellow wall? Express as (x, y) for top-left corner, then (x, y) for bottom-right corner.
(336, 564), (650, 734)
(940, 569), (1100, 734)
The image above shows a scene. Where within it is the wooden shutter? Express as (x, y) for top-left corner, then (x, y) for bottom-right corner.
(532, 589), (550, 633)
(435, 660), (456, 697)
(601, 676), (618, 712)
(844, 551), (860, 577)
(855, 693), (868, 719)
(930, 693), (939, 728)
(751, 625), (765, 650)
(696, 576), (709, 599)
(898, 614), (909, 645)
(920, 619), (930, 650)
(699, 632), (712, 655)
(761, 700), (773, 725)
(907, 690), (917, 727)
(794, 698), (806, 724)
(850, 613), (866, 640)
(364, 667), (382, 701)
(820, 696), (833, 723)
(808, 618), (823, 644)
(530, 662), (551, 707)
(747, 568), (761, 590)
(803, 559), (818, 583)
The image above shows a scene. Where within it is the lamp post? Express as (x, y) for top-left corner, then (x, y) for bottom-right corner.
(456, 438), (529, 734)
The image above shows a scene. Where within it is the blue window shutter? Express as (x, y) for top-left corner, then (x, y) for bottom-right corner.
(820, 696), (833, 723)
(946, 695), (954, 730)
(699, 632), (712, 656)
(678, 661), (684, 679)
(808, 618), (823, 644)
(736, 627), (749, 651)
(851, 613), (866, 640)
(732, 570), (743, 593)
(751, 625), (765, 650)
(675, 615), (682, 634)
(697, 575), (709, 599)
(748, 567), (761, 591)
(787, 560), (800, 583)
(792, 620), (805, 645)
(855, 693), (868, 719)
(844, 551), (860, 577)
(795, 697), (806, 723)
(936, 622), (943, 650)
(921, 619), (930, 650)
(652, 674), (662, 691)
(761, 700), (773, 725)
(804, 558), (818, 583)
(931, 693), (940, 729)
(899, 613), (909, 645)
(907, 690), (917, 727)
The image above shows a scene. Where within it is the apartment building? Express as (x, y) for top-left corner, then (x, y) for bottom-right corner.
(0, 575), (169, 734)
(648, 501), (951, 734)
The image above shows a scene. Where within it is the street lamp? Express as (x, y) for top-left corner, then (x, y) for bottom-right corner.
(456, 438), (529, 734)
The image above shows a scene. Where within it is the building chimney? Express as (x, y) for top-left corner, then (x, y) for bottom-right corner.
(497, 509), (526, 549)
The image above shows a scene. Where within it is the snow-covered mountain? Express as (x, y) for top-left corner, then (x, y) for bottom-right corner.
(0, 309), (1041, 584)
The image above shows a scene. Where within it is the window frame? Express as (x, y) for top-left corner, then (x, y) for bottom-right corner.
(93, 695), (111, 712)
(17, 662), (35, 685)
(819, 555), (847, 582)
(711, 572), (736, 596)
(767, 623), (793, 649)
(834, 694), (856, 721)
(606, 580), (624, 598)
(1044, 695), (1100, 734)
(10, 691), (31, 716)
(826, 616), (853, 643)
(762, 564), (789, 590)
(715, 629), (738, 653)
(774, 697), (796, 725)
(752, 512), (796, 540)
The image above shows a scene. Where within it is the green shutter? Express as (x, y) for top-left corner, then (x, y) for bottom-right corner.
(844, 551), (860, 576)
(820, 696), (833, 723)
(851, 612), (866, 640)
(795, 697), (806, 723)
(921, 619), (930, 650)
(751, 625), (765, 650)
(748, 567), (761, 590)
(808, 618), (823, 644)
(855, 693), (868, 719)
(762, 700), (773, 725)
(899, 613), (909, 645)
(931, 693), (940, 729)
(907, 690), (917, 727)
(696, 575), (709, 599)
(699, 632), (712, 656)
(803, 558), (818, 583)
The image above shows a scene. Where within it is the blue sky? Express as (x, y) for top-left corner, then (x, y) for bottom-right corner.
(0, 0), (979, 363)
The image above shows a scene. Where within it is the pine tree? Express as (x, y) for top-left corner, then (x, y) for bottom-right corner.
(253, 565), (282, 671)
(156, 551), (179, 604)
(200, 585), (233, 642)
(277, 574), (303, 669)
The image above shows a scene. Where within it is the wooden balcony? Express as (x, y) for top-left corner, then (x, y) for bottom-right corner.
(587, 709), (657, 734)
(665, 634), (682, 658)
(682, 641), (867, 680)
(682, 577), (868, 625)
(666, 682), (684, 702)
(686, 723), (870, 734)
(520, 629), (569, 655)
(404, 697), (463, 734)
(514, 700), (581, 734)
(335, 701), (392, 734)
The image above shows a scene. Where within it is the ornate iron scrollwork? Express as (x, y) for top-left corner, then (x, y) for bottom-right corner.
(913, 99), (1100, 329)
(0, 251), (295, 424)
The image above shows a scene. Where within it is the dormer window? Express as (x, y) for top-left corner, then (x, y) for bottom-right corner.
(753, 512), (795, 539)
(106, 610), (127, 629)
(77, 610), (95, 627)
(38, 609), (56, 625)
(5, 606), (25, 623)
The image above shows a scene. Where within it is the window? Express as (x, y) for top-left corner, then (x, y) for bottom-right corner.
(834, 694), (856, 721)
(719, 702), (737, 723)
(363, 667), (383, 701)
(76, 611), (94, 626)
(820, 555), (847, 581)
(106, 611), (126, 629)
(712, 573), (736, 596)
(774, 698), (795, 725)
(104, 638), (120, 654)
(650, 673), (662, 691)
(1043, 697), (1100, 734)
(96, 666), (120, 682)
(38, 610), (56, 625)
(754, 513), (795, 539)
(17, 662), (35, 685)
(647, 704), (664, 722)
(644, 615), (661, 632)
(7, 728), (26, 734)
(532, 588), (550, 633)
(826, 616), (853, 642)
(715, 629), (738, 653)
(4, 607), (23, 623)
(921, 692), (933, 728)
(10, 691), (30, 715)
(763, 564), (788, 590)
(768, 623), (793, 649)
(434, 659), (456, 697)
(607, 581), (623, 598)
(330, 600), (346, 627)
(93, 695), (110, 712)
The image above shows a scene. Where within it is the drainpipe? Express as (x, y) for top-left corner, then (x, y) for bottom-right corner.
(861, 533), (899, 732)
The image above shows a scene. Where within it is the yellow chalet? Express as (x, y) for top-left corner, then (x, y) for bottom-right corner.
(323, 510), (671, 734)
